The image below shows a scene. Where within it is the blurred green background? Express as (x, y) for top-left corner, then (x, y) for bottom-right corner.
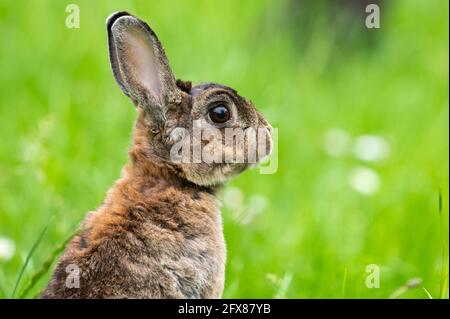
(0, 0), (448, 299)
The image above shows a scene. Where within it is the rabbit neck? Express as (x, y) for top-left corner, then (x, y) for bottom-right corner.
(78, 152), (223, 251)
(127, 111), (222, 194)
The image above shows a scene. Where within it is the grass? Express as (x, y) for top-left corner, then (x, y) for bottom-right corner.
(10, 222), (50, 298)
(0, 0), (448, 298)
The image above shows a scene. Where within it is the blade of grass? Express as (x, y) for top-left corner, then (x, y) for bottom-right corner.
(18, 232), (76, 299)
(10, 222), (51, 298)
(423, 287), (433, 299)
(389, 278), (422, 299)
(440, 259), (449, 299)
(437, 186), (449, 299)
(341, 266), (348, 298)
(0, 281), (5, 298)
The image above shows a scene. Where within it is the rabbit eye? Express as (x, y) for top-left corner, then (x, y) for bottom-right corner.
(208, 105), (230, 123)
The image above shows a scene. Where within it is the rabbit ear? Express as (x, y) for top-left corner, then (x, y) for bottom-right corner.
(107, 12), (178, 119)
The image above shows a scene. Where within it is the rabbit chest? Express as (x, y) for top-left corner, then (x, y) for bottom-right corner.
(115, 190), (226, 298)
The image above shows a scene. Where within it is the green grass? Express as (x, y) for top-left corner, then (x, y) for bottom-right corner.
(0, 0), (448, 299)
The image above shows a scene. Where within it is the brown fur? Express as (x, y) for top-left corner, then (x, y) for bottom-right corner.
(42, 112), (225, 298)
(42, 12), (271, 299)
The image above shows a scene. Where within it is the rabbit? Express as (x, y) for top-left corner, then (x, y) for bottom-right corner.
(41, 11), (272, 299)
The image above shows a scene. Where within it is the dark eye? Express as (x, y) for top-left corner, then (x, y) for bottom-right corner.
(208, 105), (230, 123)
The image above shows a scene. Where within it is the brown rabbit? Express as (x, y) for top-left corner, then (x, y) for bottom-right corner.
(41, 11), (272, 299)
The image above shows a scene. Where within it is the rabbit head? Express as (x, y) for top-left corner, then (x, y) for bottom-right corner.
(107, 12), (272, 186)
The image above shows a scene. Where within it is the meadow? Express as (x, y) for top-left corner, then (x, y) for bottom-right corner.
(0, 0), (448, 298)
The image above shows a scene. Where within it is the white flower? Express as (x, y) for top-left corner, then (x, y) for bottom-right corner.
(0, 236), (15, 262)
(223, 188), (268, 224)
(323, 128), (352, 157)
(223, 187), (245, 213)
(354, 135), (390, 162)
(349, 167), (381, 195)
(241, 194), (268, 225)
